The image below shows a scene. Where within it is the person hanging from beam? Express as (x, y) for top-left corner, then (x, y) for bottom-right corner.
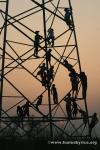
(34, 31), (43, 57)
(47, 28), (55, 47)
(46, 49), (52, 67)
(89, 113), (98, 137)
(17, 105), (24, 128)
(78, 72), (87, 100)
(64, 8), (73, 31)
(51, 84), (58, 104)
(72, 98), (78, 118)
(79, 109), (88, 125)
(69, 69), (79, 98)
(35, 95), (43, 110)
(64, 93), (72, 119)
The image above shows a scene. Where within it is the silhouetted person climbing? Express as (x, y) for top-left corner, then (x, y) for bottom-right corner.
(64, 8), (73, 30)
(47, 28), (54, 47)
(42, 70), (47, 88)
(36, 63), (48, 87)
(36, 95), (43, 110)
(37, 63), (46, 75)
(69, 69), (79, 97)
(78, 72), (87, 99)
(17, 105), (23, 127)
(36, 63), (47, 85)
(51, 84), (58, 104)
(63, 59), (73, 71)
(22, 101), (32, 119)
(72, 98), (78, 118)
(64, 93), (72, 119)
(79, 109), (88, 125)
(46, 49), (52, 66)
(47, 66), (54, 84)
(89, 113), (98, 136)
(34, 31), (43, 57)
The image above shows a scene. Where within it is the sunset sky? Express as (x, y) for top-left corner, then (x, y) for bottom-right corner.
(0, 0), (100, 137)
(73, 0), (100, 114)
(73, 0), (100, 136)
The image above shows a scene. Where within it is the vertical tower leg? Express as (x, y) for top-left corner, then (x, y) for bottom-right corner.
(0, 0), (9, 119)
(68, 0), (90, 135)
(42, 0), (53, 139)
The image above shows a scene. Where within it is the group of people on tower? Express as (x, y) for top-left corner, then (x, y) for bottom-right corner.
(64, 92), (87, 120)
(35, 84), (58, 111)
(33, 28), (54, 57)
(16, 6), (98, 136)
(17, 98), (98, 136)
(17, 84), (58, 128)
(63, 59), (87, 99)
(64, 93), (78, 119)
(64, 92), (98, 136)
(36, 63), (54, 88)
(62, 59), (98, 136)
(17, 101), (32, 127)
(33, 7), (73, 58)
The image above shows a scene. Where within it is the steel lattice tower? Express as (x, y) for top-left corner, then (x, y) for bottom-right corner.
(0, 0), (91, 140)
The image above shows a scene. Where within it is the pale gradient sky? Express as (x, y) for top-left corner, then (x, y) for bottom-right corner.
(73, 0), (100, 136)
(73, 0), (100, 113)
